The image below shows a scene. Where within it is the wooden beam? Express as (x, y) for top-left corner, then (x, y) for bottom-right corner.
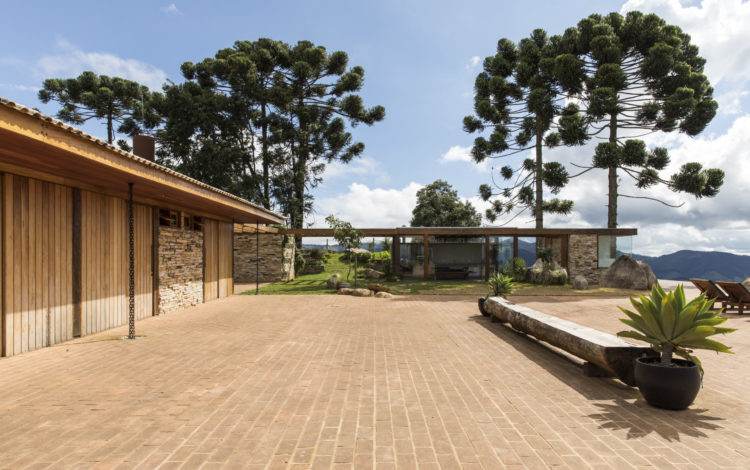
(280, 227), (638, 237)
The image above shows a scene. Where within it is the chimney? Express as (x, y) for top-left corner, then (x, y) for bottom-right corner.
(132, 135), (155, 162)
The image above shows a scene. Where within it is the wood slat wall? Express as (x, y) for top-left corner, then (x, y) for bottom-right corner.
(81, 191), (153, 335)
(203, 220), (233, 302)
(203, 219), (218, 301)
(2, 174), (73, 356)
(218, 221), (233, 298)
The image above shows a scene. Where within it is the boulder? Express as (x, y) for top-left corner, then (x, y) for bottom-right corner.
(337, 288), (353, 295)
(375, 292), (393, 299)
(525, 259), (568, 285)
(326, 274), (341, 289)
(358, 268), (382, 279)
(600, 254), (656, 290)
(350, 288), (373, 297)
(743, 278), (750, 290)
(572, 275), (589, 290)
(337, 282), (352, 289)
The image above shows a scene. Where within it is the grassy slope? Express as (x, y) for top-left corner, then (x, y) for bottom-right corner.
(240, 252), (647, 297)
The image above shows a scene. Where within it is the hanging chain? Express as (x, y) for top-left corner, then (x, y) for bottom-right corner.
(128, 183), (135, 339)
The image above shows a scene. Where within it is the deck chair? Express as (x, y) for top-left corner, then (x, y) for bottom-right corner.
(715, 281), (750, 315)
(690, 278), (732, 311)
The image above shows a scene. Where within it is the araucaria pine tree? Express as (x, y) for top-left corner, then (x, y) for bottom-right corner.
(555, 11), (724, 228)
(463, 29), (585, 228)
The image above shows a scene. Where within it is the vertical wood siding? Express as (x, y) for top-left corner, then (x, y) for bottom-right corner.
(218, 221), (233, 298)
(203, 220), (218, 301)
(2, 174), (73, 356)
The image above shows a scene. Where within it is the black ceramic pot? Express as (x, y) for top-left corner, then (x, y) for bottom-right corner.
(634, 357), (701, 410)
(478, 298), (489, 316)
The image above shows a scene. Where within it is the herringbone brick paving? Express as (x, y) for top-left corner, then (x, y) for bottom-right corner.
(0, 294), (748, 469)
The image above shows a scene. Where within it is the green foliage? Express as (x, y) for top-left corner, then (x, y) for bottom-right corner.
(464, 29), (580, 227)
(617, 284), (735, 371)
(309, 248), (325, 260)
(558, 11), (723, 227)
(488, 273), (514, 298)
(410, 180), (481, 227)
(38, 71), (162, 144)
(325, 215), (364, 280)
(536, 246), (554, 265)
(502, 257), (527, 282)
(381, 237), (392, 254)
(294, 250), (306, 275)
(157, 38), (384, 219)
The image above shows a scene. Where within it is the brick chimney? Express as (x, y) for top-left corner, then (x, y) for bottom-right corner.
(132, 135), (155, 161)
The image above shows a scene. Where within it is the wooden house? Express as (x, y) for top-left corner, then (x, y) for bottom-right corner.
(0, 98), (284, 357)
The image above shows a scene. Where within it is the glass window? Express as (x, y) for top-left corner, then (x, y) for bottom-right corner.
(598, 235), (633, 268)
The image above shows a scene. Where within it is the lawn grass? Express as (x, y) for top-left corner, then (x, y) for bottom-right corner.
(240, 251), (647, 297)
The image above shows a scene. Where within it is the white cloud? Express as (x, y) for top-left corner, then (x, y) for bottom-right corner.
(621, 0), (750, 110)
(323, 156), (390, 185)
(161, 3), (183, 16)
(466, 55), (481, 71)
(0, 57), (24, 67)
(439, 144), (489, 172)
(36, 38), (168, 91)
(313, 182), (423, 228)
(0, 83), (39, 92)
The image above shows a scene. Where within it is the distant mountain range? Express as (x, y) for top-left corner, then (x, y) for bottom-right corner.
(303, 241), (749, 282)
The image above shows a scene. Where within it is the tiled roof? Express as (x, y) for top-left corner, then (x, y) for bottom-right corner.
(0, 97), (284, 222)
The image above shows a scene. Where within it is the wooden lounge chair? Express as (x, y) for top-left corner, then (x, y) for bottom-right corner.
(715, 281), (750, 315)
(690, 278), (732, 311)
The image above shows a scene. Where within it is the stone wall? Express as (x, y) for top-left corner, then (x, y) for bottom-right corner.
(568, 234), (605, 284)
(158, 226), (204, 314)
(234, 233), (294, 283)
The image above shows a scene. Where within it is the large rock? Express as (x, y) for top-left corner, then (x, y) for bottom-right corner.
(326, 274), (340, 289)
(743, 278), (750, 290)
(525, 259), (568, 285)
(572, 275), (589, 290)
(358, 268), (382, 279)
(600, 254), (656, 290)
(337, 287), (373, 297)
(375, 291), (393, 299)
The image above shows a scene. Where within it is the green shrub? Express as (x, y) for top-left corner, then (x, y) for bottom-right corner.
(502, 257), (526, 282)
(309, 248), (325, 260)
(294, 250), (306, 274)
(536, 246), (554, 265)
(488, 273), (514, 297)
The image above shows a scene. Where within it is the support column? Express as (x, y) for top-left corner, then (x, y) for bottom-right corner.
(391, 236), (400, 275)
(513, 236), (519, 259)
(255, 221), (259, 295)
(423, 234), (429, 281)
(484, 235), (490, 281)
(72, 188), (81, 337)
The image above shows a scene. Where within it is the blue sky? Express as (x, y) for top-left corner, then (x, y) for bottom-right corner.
(2, 0), (749, 255)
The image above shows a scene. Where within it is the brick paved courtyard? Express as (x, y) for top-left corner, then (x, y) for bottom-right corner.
(1, 293), (748, 469)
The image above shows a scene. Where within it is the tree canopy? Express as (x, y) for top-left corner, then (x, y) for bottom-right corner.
(38, 71), (162, 145)
(410, 180), (482, 227)
(464, 29), (581, 228)
(556, 11), (723, 227)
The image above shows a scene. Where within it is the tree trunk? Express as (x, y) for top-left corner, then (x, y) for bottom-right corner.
(107, 113), (114, 144)
(534, 130), (543, 230)
(260, 102), (270, 209)
(607, 114), (618, 229)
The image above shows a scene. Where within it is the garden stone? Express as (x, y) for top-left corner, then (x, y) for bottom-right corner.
(337, 288), (353, 295)
(337, 282), (352, 289)
(350, 288), (373, 297)
(600, 254), (656, 290)
(572, 275), (588, 290)
(358, 268), (382, 279)
(525, 259), (567, 285)
(375, 292), (393, 299)
(326, 274), (340, 289)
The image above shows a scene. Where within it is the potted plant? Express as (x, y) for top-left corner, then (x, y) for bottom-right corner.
(617, 283), (735, 410)
(479, 273), (514, 316)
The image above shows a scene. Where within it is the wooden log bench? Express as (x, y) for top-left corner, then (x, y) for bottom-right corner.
(483, 297), (656, 386)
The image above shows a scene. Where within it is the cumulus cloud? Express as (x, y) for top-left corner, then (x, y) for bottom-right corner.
(314, 182), (423, 228)
(161, 3), (183, 16)
(466, 55), (481, 71)
(36, 38), (168, 91)
(0, 83), (39, 92)
(621, 0), (750, 110)
(439, 144), (490, 172)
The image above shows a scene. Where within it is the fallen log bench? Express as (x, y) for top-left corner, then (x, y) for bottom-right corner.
(483, 297), (656, 386)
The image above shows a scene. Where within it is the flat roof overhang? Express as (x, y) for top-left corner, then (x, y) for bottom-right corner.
(280, 227), (637, 237)
(0, 101), (285, 225)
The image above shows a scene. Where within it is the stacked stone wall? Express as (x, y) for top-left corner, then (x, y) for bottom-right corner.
(158, 226), (204, 314)
(568, 234), (605, 284)
(234, 233), (294, 283)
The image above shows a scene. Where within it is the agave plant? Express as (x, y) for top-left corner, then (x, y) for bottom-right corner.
(488, 273), (514, 298)
(617, 283), (735, 370)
